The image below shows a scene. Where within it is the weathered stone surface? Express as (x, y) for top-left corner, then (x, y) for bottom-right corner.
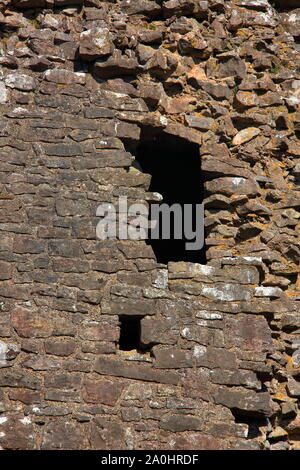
(213, 388), (272, 417)
(45, 69), (86, 85)
(254, 286), (282, 298)
(11, 308), (54, 338)
(0, 414), (35, 450)
(153, 347), (193, 369)
(235, 91), (259, 108)
(287, 379), (300, 398)
(201, 284), (253, 302)
(140, 317), (178, 345)
(201, 154), (253, 178)
(0, 370), (41, 390)
(0, 0), (299, 451)
(160, 415), (203, 432)
(285, 415), (300, 436)
(79, 322), (119, 342)
(232, 127), (261, 146)
(185, 114), (214, 131)
(204, 346), (238, 370)
(82, 379), (124, 405)
(102, 298), (156, 316)
(145, 49), (178, 79)
(23, 356), (61, 371)
(89, 418), (125, 450)
(224, 315), (274, 353)
(94, 53), (140, 78)
(0, 82), (8, 104)
(218, 56), (246, 79)
(44, 339), (76, 357)
(279, 9), (300, 37)
(205, 177), (260, 197)
(210, 369), (260, 390)
(168, 432), (222, 450)
(138, 82), (166, 106)
(79, 28), (112, 61)
(282, 313), (300, 330)
(8, 389), (42, 405)
(5, 74), (36, 91)
(44, 372), (81, 390)
(13, 238), (45, 254)
(0, 340), (20, 366)
(200, 81), (231, 100)
(121, 0), (161, 17)
(41, 421), (84, 450)
(0, 261), (12, 280)
(181, 369), (213, 401)
(94, 357), (179, 385)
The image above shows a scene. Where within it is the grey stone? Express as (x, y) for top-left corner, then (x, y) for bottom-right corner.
(94, 357), (179, 385)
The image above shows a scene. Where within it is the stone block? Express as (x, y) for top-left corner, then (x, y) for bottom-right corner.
(83, 379), (124, 405)
(44, 339), (76, 357)
(160, 415), (203, 432)
(213, 387), (272, 417)
(89, 418), (125, 450)
(41, 421), (84, 450)
(140, 317), (178, 346)
(94, 357), (179, 385)
(153, 347), (193, 369)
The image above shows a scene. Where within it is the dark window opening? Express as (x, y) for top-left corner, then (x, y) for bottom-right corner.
(127, 128), (206, 265)
(271, 1), (299, 13)
(119, 315), (145, 352)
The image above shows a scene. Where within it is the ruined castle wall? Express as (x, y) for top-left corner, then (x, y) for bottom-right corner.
(0, 0), (299, 450)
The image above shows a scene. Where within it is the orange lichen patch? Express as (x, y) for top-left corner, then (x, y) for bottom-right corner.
(186, 65), (207, 82)
(285, 290), (300, 299)
(285, 355), (300, 373)
(272, 393), (294, 403)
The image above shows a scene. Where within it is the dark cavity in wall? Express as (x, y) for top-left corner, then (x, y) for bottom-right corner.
(119, 315), (146, 352)
(271, 0), (299, 12)
(126, 128), (206, 265)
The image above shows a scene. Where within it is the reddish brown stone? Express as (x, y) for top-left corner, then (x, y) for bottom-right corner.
(94, 357), (179, 385)
(169, 433), (222, 450)
(181, 369), (213, 401)
(41, 421), (85, 450)
(79, 322), (119, 342)
(89, 418), (125, 450)
(8, 389), (42, 404)
(0, 414), (35, 450)
(82, 378), (124, 406)
(44, 339), (76, 357)
(0, 261), (12, 280)
(224, 315), (274, 353)
(11, 308), (53, 338)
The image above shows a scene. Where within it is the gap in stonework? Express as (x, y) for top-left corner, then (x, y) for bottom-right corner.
(118, 315), (150, 354)
(124, 127), (207, 265)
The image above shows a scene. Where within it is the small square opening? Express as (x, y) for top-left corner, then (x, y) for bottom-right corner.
(118, 315), (143, 352)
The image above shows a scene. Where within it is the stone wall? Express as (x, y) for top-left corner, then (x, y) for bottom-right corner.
(0, 0), (299, 450)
